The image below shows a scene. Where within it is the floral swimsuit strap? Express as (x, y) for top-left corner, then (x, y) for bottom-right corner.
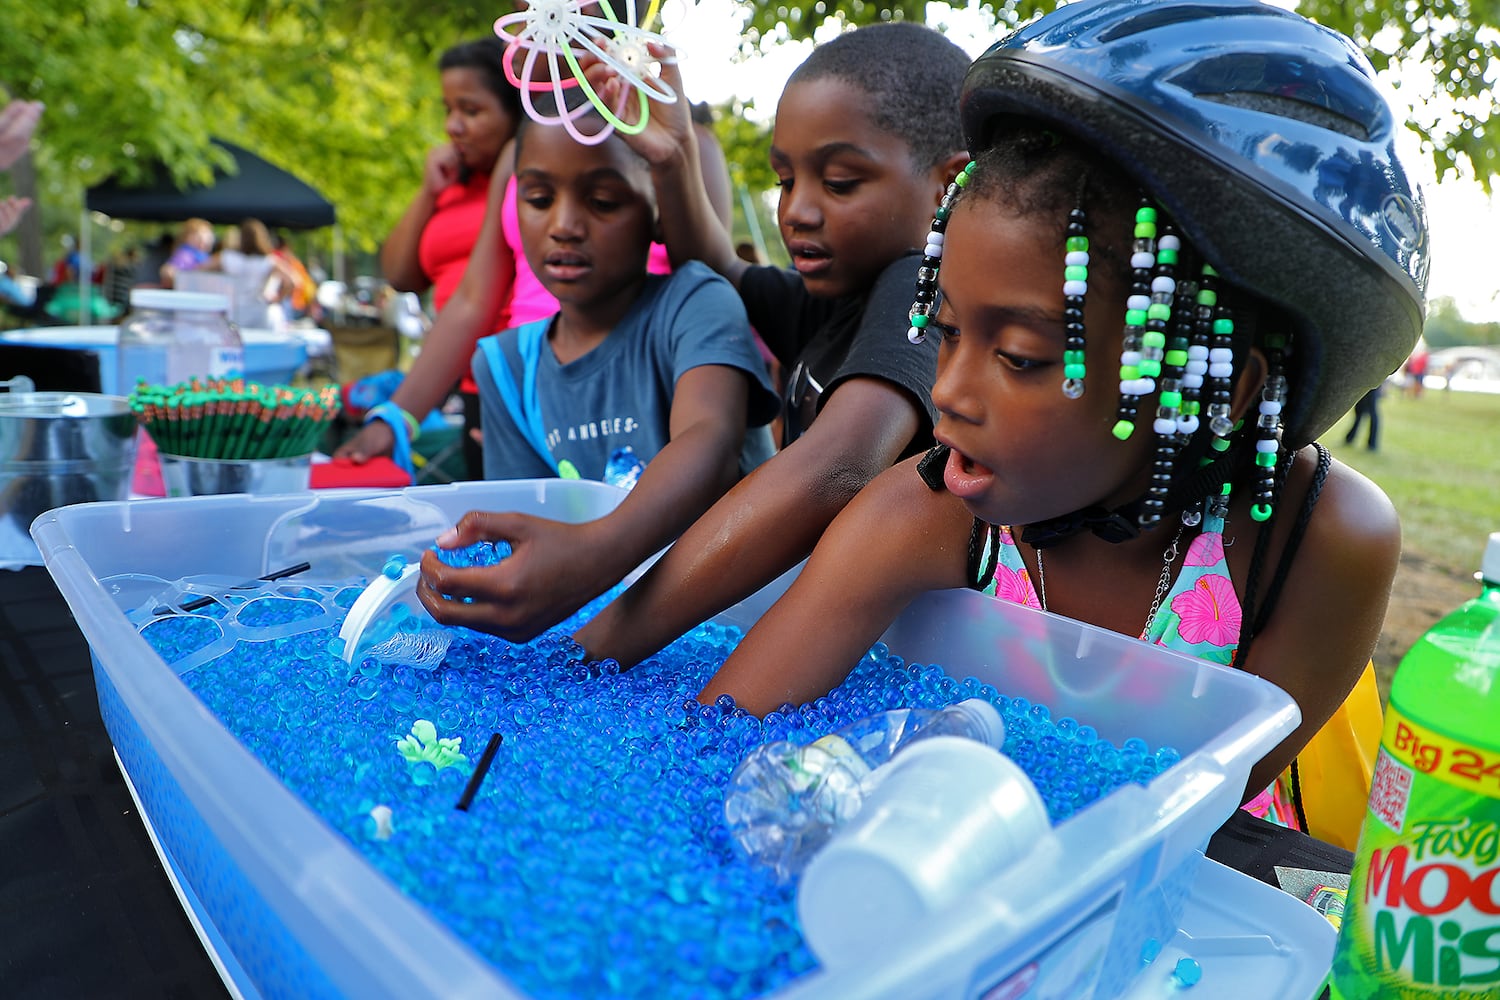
(981, 515), (1242, 666)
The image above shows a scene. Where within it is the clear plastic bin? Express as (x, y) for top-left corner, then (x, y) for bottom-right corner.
(32, 480), (1323, 1000)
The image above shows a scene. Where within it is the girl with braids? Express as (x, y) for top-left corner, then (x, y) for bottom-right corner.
(698, 0), (1428, 847)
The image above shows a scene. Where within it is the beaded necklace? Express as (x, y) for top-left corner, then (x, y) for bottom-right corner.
(1031, 523), (1187, 640)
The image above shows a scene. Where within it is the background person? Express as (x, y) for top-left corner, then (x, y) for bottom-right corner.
(204, 218), (301, 330)
(159, 217), (215, 288)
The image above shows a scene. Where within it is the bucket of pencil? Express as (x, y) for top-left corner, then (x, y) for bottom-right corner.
(129, 378), (340, 497)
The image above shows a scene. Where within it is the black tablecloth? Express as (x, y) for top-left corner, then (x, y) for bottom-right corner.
(0, 564), (1351, 998)
(0, 566), (229, 999)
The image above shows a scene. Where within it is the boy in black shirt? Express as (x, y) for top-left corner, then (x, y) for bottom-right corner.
(458, 24), (971, 660)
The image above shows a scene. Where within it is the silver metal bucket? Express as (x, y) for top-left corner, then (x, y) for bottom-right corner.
(158, 452), (312, 497)
(0, 390), (138, 562)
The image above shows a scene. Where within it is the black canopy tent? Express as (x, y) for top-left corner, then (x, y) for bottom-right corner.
(68, 139), (340, 325)
(85, 139), (336, 230)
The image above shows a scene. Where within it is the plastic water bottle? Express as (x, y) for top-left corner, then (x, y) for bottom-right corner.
(118, 289), (243, 493)
(723, 698), (1006, 881)
(1328, 532), (1500, 999)
(603, 446), (646, 491)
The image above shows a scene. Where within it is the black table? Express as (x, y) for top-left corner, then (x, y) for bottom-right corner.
(0, 564), (1350, 999)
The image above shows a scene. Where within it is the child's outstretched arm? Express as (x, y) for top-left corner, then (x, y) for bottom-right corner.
(588, 46), (747, 287)
(698, 456), (974, 714)
(414, 363), (755, 642)
(1233, 451), (1400, 800)
(574, 374), (925, 671)
(337, 144), (518, 464)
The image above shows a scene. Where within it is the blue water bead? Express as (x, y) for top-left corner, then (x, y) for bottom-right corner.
(273, 685), (301, 714)
(1090, 740), (1120, 768)
(382, 554), (407, 579)
(1172, 957), (1203, 987)
(353, 676), (381, 701)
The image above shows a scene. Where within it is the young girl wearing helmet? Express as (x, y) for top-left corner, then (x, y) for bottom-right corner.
(698, 0), (1428, 845)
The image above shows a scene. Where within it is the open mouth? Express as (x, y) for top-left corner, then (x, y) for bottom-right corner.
(943, 445), (995, 501)
(542, 251), (590, 281)
(786, 241), (832, 277)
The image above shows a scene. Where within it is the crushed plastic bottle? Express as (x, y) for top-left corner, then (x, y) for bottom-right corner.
(723, 698), (1006, 881)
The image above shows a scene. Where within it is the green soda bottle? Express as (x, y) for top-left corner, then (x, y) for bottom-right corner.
(1329, 532), (1500, 999)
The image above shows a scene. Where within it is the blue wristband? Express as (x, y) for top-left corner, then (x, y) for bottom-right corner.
(365, 401), (415, 479)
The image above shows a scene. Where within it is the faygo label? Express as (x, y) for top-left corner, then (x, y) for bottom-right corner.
(1337, 705), (1500, 995)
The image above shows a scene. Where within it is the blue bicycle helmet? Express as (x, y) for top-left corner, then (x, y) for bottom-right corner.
(961, 0), (1429, 447)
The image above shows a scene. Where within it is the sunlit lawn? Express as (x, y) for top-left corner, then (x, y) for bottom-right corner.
(1327, 385), (1500, 576)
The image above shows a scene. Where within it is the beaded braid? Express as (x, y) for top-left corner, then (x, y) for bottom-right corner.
(908, 161), (975, 345)
(1061, 206), (1089, 398)
(1200, 267), (1237, 439)
(1111, 202), (1160, 440)
(1139, 224), (1184, 527)
(1250, 333), (1289, 521)
(1179, 282), (1208, 439)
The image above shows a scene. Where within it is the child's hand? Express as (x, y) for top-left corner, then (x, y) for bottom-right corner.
(421, 144), (463, 195)
(580, 42), (693, 171)
(0, 100), (42, 172)
(418, 510), (611, 643)
(0, 195), (32, 239)
(332, 420), (394, 464)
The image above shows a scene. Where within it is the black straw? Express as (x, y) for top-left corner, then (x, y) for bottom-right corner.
(168, 561), (314, 614)
(455, 733), (503, 812)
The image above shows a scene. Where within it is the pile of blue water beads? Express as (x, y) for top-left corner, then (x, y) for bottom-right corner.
(137, 548), (1180, 1000)
(432, 539), (512, 567)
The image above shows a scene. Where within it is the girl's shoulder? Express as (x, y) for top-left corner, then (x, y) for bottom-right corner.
(1286, 446), (1400, 578)
(1229, 444), (1400, 663)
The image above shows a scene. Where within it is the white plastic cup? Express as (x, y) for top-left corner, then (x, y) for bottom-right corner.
(796, 735), (1050, 967)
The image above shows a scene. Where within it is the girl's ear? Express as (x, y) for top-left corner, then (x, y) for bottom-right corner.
(934, 150), (972, 207)
(1229, 346), (1268, 423)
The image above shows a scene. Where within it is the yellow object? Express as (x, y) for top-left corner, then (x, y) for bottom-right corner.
(1292, 660), (1383, 850)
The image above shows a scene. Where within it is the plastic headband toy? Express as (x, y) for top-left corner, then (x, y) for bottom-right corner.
(494, 0), (677, 146)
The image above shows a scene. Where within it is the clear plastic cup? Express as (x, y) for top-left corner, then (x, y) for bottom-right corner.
(797, 735), (1050, 967)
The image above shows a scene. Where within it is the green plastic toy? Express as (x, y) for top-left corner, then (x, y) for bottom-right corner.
(396, 719), (468, 771)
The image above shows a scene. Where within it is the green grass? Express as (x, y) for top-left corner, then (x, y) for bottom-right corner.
(1326, 387), (1500, 576)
